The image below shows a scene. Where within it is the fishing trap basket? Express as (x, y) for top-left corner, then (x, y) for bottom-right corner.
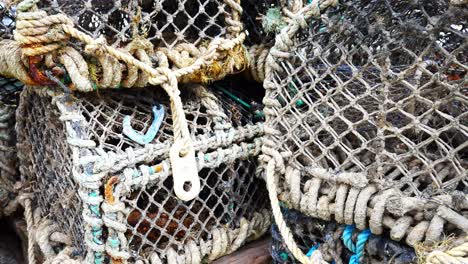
(0, 77), (23, 217)
(15, 84), (270, 263)
(260, 0), (468, 260)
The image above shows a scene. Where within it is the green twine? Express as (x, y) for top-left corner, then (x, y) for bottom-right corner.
(214, 85), (265, 119)
(91, 227), (103, 245)
(108, 237), (120, 248)
(94, 252), (104, 264)
(262, 8), (287, 34)
(89, 191), (101, 216)
(287, 84), (305, 107)
(216, 86), (251, 109)
(254, 110), (265, 119)
(88, 190), (104, 264)
(280, 252), (289, 261)
(62, 71), (71, 84)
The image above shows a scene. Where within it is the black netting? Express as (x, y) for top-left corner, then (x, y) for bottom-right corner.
(0, 2), (15, 41)
(31, 0), (232, 48)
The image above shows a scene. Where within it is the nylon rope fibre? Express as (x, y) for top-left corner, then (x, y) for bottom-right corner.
(426, 236), (468, 264)
(265, 161), (328, 264)
(18, 194), (36, 264)
(341, 225), (371, 264)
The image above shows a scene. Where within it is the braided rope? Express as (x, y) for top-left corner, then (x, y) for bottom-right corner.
(426, 237), (468, 264)
(261, 2), (467, 263)
(43, 248), (81, 264)
(279, 171), (468, 247)
(18, 195), (36, 264)
(247, 44), (269, 82)
(145, 210), (271, 264)
(13, 4), (246, 87)
(265, 161), (328, 264)
(341, 225), (371, 264)
(341, 226), (356, 253)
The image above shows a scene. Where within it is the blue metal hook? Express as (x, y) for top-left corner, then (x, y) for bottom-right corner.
(123, 104), (165, 145)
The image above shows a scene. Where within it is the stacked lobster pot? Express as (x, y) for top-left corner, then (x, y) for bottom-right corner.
(260, 0), (468, 263)
(0, 0), (272, 263)
(0, 3), (23, 217)
(0, 77), (23, 217)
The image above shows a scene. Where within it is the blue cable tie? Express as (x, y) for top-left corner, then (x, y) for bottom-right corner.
(123, 104), (165, 145)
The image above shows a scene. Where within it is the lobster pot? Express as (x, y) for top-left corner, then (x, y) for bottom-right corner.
(271, 208), (416, 264)
(16, 85), (270, 263)
(263, 0), (467, 249)
(0, 78), (22, 216)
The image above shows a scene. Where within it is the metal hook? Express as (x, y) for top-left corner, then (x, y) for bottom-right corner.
(123, 104), (165, 145)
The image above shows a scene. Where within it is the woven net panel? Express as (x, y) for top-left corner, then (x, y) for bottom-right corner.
(268, 1), (467, 202)
(271, 208), (417, 264)
(0, 78), (23, 214)
(124, 158), (268, 260)
(77, 89), (208, 154)
(29, 0), (234, 49)
(15, 89), (86, 253)
(75, 84), (259, 154)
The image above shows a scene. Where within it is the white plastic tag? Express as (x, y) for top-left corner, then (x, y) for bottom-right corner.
(169, 140), (201, 201)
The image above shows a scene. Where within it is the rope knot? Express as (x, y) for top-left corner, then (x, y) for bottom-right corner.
(292, 14), (308, 28)
(84, 36), (107, 56)
(125, 37), (154, 54)
(18, 192), (34, 207)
